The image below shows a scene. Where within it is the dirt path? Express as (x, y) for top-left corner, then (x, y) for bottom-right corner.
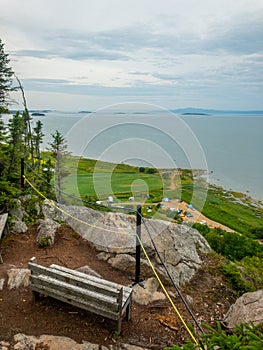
(166, 171), (234, 232)
(0, 225), (236, 349)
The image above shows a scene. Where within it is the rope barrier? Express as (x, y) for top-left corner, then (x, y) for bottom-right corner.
(24, 174), (200, 346)
(141, 216), (205, 334)
(23, 176), (134, 236)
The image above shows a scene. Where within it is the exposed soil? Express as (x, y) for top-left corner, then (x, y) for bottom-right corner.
(0, 225), (237, 349)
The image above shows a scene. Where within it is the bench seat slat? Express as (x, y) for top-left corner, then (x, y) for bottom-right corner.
(30, 283), (121, 320)
(30, 275), (120, 313)
(50, 264), (124, 289)
(29, 262), (120, 298)
(28, 258), (133, 332)
(49, 264), (133, 306)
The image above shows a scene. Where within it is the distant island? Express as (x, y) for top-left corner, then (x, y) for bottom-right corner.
(182, 112), (210, 116)
(31, 112), (45, 116)
(171, 107), (263, 115)
(78, 111), (93, 114)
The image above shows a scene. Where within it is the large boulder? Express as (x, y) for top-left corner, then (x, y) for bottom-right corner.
(36, 218), (60, 247)
(223, 290), (263, 329)
(42, 201), (212, 286)
(132, 278), (166, 305)
(9, 199), (28, 233)
(12, 334), (150, 350)
(7, 268), (30, 289)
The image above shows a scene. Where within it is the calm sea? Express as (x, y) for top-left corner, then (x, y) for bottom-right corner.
(3, 110), (263, 201)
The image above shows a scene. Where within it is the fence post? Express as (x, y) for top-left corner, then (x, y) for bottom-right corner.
(131, 205), (144, 287)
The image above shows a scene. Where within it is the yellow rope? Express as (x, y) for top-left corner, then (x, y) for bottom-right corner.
(137, 234), (199, 346)
(24, 175), (200, 345)
(24, 176), (134, 236)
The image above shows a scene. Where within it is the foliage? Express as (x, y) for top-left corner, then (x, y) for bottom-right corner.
(193, 224), (263, 261)
(22, 195), (42, 224)
(48, 130), (68, 202)
(165, 322), (263, 350)
(38, 236), (50, 248)
(0, 180), (21, 212)
(0, 39), (15, 106)
(223, 256), (263, 294)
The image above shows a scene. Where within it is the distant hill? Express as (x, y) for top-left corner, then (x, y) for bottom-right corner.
(170, 108), (263, 115)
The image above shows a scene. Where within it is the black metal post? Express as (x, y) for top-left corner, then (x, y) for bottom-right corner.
(135, 205), (142, 283)
(21, 158), (25, 190)
(131, 205), (145, 288)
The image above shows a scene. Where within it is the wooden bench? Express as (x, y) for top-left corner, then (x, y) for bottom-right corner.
(28, 257), (133, 333)
(0, 213), (8, 264)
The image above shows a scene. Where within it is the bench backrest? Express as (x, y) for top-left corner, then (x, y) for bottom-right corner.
(28, 258), (124, 317)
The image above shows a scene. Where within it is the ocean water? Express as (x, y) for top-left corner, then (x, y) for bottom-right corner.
(3, 110), (263, 200)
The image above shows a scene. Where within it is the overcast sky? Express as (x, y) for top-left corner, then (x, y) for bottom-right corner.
(1, 0), (263, 111)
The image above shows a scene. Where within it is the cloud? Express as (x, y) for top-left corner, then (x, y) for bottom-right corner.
(203, 14), (263, 55)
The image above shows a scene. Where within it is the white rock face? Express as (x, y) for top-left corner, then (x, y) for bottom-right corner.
(223, 289), (263, 328)
(12, 334), (150, 350)
(7, 268), (30, 289)
(42, 200), (212, 286)
(132, 278), (166, 305)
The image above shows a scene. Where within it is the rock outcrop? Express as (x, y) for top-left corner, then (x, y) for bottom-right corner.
(223, 289), (263, 328)
(7, 268), (30, 289)
(36, 218), (60, 247)
(4, 333), (150, 350)
(42, 200), (212, 286)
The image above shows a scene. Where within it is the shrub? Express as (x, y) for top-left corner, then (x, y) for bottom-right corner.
(165, 322), (263, 350)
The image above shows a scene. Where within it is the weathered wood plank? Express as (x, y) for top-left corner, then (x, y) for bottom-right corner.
(29, 262), (120, 298)
(30, 283), (121, 321)
(28, 257), (133, 333)
(50, 264), (123, 289)
(30, 274), (119, 312)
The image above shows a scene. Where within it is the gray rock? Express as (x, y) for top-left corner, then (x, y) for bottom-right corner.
(132, 278), (166, 305)
(36, 218), (60, 247)
(77, 265), (102, 278)
(223, 290), (263, 328)
(42, 199), (67, 222)
(42, 202), (212, 286)
(9, 199), (25, 221)
(11, 219), (28, 234)
(12, 334), (149, 350)
(97, 252), (112, 261)
(0, 341), (10, 350)
(7, 269), (30, 289)
(0, 278), (4, 291)
(118, 344), (150, 350)
(109, 254), (136, 274)
(13, 334), (110, 350)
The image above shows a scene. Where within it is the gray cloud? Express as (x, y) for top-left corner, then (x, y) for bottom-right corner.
(203, 14), (263, 55)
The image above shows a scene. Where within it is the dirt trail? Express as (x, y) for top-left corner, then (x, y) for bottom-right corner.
(166, 171), (234, 232)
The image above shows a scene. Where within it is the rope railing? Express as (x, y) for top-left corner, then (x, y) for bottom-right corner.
(22, 161), (205, 345)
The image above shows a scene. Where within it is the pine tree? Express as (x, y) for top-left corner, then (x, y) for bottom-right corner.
(48, 130), (68, 202)
(32, 120), (44, 172)
(0, 38), (15, 108)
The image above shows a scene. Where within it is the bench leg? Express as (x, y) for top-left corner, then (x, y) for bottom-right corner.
(126, 300), (132, 321)
(117, 318), (122, 334)
(32, 290), (40, 302)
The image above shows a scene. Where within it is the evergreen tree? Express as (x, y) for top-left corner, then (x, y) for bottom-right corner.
(7, 112), (27, 176)
(32, 120), (44, 172)
(48, 130), (68, 202)
(0, 38), (15, 108)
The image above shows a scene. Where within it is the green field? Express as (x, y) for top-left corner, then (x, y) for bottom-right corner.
(58, 156), (263, 237)
(62, 172), (163, 201)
